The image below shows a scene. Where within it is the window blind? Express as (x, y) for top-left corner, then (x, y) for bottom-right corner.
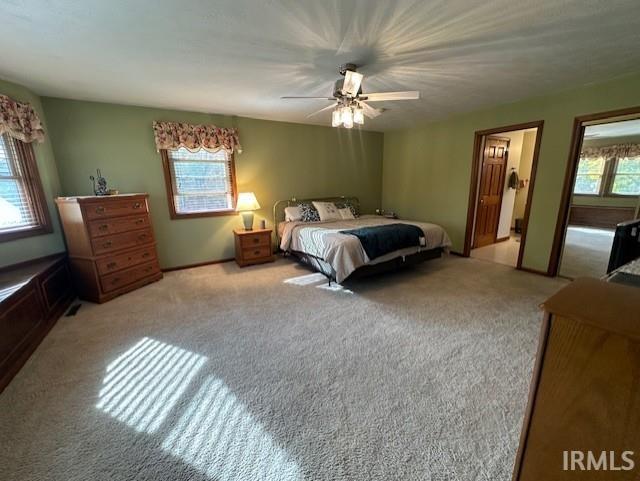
(0, 134), (38, 231)
(167, 147), (235, 214)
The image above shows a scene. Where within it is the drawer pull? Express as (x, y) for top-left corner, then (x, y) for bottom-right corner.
(99, 224), (109, 231)
(111, 277), (121, 284)
(107, 262), (117, 269)
(96, 206), (105, 214)
(133, 202), (142, 209)
(142, 252), (151, 258)
(103, 241), (113, 248)
(254, 250), (260, 255)
(253, 238), (260, 243)
(135, 219), (144, 224)
(138, 234), (147, 241)
(144, 266), (153, 272)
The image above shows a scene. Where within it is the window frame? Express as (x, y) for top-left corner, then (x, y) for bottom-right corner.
(160, 148), (238, 220)
(608, 155), (640, 197)
(573, 154), (640, 198)
(0, 136), (52, 243)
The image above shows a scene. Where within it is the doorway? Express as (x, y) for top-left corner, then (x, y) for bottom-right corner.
(550, 107), (640, 279)
(464, 121), (544, 268)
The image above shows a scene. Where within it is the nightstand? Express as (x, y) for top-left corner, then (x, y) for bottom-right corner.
(234, 228), (275, 267)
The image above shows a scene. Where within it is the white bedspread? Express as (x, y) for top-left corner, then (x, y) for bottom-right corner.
(279, 215), (451, 282)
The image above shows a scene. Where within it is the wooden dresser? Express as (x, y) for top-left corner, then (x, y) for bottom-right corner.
(234, 228), (274, 267)
(56, 194), (162, 303)
(512, 278), (640, 481)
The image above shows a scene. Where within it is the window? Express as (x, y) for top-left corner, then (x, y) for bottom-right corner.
(573, 154), (640, 197)
(161, 147), (237, 218)
(0, 134), (51, 242)
(574, 156), (606, 195)
(611, 156), (640, 196)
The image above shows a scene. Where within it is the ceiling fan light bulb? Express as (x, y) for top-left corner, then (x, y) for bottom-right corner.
(331, 109), (341, 127)
(353, 108), (364, 125)
(341, 107), (353, 128)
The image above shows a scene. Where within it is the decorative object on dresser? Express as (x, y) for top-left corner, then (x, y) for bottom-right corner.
(512, 278), (640, 481)
(55, 194), (162, 303)
(0, 254), (74, 393)
(234, 228), (274, 267)
(89, 168), (108, 196)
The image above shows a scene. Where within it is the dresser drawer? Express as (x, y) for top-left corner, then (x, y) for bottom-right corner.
(84, 198), (148, 220)
(96, 246), (157, 275)
(88, 215), (150, 237)
(242, 245), (272, 260)
(239, 232), (270, 248)
(91, 228), (154, 255)
(100, 261), (160, 293)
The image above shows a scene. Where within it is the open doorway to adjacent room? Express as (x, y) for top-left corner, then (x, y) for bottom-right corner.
(463, 121), (543, 268)
(550, 108), (640, 279)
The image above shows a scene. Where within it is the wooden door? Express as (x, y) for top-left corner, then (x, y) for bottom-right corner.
(473, 137), (509, 248)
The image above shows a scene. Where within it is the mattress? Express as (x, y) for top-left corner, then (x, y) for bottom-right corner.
(279, 215), (451, 282)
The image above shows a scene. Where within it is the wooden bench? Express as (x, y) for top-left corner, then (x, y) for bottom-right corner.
(0, 254), (74, 393)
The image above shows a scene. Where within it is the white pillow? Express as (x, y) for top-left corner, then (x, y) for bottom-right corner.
(284, 206), (302, 222)
(338, 207), (355, 220)
(312, 201), (342, 221)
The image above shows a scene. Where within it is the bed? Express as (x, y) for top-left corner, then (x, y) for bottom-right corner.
(274, 197), (451, 283)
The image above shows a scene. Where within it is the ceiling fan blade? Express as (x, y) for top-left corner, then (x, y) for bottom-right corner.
(281, 96), (337, 100)
(342, 70), (364, 97)
(362, 91), (420, 102)
(306, 102), (338, 118)
(359, 101), (381, 119)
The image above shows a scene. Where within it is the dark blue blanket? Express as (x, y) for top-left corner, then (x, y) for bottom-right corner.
(341, 223), (424, 260)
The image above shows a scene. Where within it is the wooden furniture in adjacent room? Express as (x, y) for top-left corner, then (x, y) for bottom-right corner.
(0, 254), (74, 393)
(55, 194), (162, 303)
(568, 204), (635, 229)
(234, 228), (274, 267)
(512, 278), (640, 481)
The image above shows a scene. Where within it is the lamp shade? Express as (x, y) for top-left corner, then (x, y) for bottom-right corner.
(236, 192), (260, 211)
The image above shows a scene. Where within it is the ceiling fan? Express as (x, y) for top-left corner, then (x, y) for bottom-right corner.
(281, 63), (420, 128)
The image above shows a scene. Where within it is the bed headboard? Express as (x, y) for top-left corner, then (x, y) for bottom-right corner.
(272, 196), (360, 243)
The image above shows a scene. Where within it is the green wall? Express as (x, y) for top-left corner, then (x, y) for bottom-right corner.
(0, 78), (66, 268)
(382, 72), (640, 272)
(42, 98), (383, 269)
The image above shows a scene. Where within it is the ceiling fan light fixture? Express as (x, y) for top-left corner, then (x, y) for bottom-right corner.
(353, 107), (364, 125)
(331, 109), (342, 127)
(341, 107), (354, 128)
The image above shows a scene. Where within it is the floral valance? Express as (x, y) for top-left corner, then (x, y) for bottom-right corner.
(0, 94), (45, 144)
(581, 143), (640, 159)
(152, 121), (242, 154)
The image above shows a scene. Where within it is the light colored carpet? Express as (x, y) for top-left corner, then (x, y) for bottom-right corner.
(560, 226), (614, 279)
(0, 256), (566, 481)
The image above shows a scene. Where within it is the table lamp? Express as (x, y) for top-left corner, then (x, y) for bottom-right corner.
(236, 192), (260, 230)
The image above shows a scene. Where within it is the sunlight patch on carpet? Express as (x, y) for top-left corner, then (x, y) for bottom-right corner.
(96, 337), (207, 433)
(162, 375), (301, 481)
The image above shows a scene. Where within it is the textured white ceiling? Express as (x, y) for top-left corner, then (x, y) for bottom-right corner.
(1, 0), (639, 131)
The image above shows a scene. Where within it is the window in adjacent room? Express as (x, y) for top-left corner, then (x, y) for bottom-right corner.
(573, 156), (606, 195)
(0, 133), (51, 242)
(573, 154), (640, 197)
(611, 156), (640, 195)
(161, 147), (237, 219)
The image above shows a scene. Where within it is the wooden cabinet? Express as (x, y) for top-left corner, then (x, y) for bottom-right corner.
(56, 194), (162, 303)
(234, 228), (274, 267)
(512, 278), (640, 481)
(0, 255), (74, 393)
